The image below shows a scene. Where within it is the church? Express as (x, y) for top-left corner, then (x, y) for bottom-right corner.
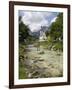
(39, 30), (47, 41)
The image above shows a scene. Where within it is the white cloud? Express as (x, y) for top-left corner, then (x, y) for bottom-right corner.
(20, 11), (58, 32)
(51, 17), (57, 23)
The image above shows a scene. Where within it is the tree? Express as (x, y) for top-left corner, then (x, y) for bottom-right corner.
(45, 13), (63, 51)
(50, 13), (63, 41)
(19, 16), (30, 42)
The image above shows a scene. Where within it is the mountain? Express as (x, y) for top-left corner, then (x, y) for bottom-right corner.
(29, 26), (49, 38)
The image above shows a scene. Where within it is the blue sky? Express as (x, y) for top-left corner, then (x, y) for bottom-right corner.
(19, 10), (59, 32)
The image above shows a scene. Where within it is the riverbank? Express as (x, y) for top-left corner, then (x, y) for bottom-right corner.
(19, 43), (63, 79)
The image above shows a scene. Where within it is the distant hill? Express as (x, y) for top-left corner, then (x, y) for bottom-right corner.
(29, 26), (49, 38)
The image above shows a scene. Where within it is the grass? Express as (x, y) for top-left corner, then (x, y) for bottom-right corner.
(52, 42), (63, 51)
(19, 63), (27, 79)
(19, 43), (27, 79)
(39, 40), (63, 51)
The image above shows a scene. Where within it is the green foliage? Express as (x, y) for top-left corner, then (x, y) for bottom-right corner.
(19, 16), (30, 42)
(19, 43), (25, 62)
(19, 63), (27, 79)
(19, 43), (27, 79)
(52, 41), (63, 51)
(45, 13), (63, 51)
(47, 36), (53, 43)
(50, 13), (63, 41)
(19, 21), (30, 42)
(19, 16), (37, 44)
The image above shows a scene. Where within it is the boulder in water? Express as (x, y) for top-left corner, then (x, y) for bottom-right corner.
(38, 51), (44, 54)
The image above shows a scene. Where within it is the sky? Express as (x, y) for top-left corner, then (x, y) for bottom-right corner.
(19, 10), (59, 32)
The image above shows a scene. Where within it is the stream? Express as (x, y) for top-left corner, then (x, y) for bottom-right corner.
(24, 44), (63, 78)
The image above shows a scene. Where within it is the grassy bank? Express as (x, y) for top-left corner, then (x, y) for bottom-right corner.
(19, 62), (27, 79)
(39, 40), (63, 51)
(19, 43), (27, 79)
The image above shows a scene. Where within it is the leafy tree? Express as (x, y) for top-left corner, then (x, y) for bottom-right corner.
(50, 13), (63, 41)
(19, 16), (30, 42)
(45, 13), (63, 51)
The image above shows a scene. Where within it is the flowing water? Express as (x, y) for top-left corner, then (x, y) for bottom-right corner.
(24, 44), (63, 78)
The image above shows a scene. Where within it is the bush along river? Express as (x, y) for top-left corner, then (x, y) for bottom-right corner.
(19, 43), (63, 79)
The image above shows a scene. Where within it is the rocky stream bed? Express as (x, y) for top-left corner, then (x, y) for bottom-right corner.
(22, 44), (63, 78)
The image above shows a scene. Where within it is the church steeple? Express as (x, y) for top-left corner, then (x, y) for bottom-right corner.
(39, 30), (47, 41)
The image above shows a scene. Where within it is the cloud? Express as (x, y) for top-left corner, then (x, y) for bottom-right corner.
(51, 17), (57, 23)
(19, 11), (58, 32)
